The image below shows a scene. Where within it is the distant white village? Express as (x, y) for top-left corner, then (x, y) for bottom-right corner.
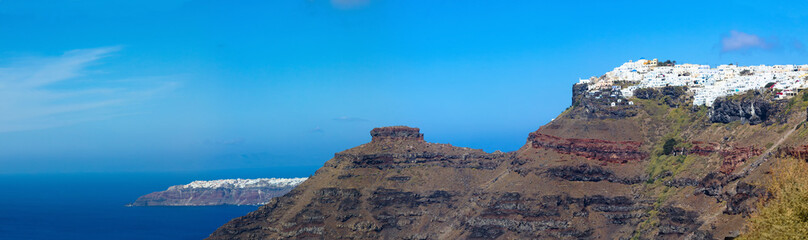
(173, 177), (308, 189)
(578, 58), (808, 106)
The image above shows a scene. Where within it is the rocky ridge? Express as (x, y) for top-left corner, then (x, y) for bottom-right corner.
(208, 84), (808, 239)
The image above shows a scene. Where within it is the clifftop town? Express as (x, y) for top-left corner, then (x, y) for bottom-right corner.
(578, 59), (808, 106)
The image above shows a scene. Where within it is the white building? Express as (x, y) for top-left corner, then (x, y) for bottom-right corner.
(577, 59), (808, 106)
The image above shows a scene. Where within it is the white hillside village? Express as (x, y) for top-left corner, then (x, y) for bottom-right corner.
(171, 177), (308, 190)
(578, 58), (808, 106)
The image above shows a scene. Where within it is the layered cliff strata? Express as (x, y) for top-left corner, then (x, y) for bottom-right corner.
(129, 178), (307, 206)
(209, 87), (808, 239)
(679, 141), (763, 174)
(209, 127), (684, 239)
(528, 132), (647, 164)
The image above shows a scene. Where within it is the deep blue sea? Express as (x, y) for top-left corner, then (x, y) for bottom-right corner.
(0, 166), (318, 240)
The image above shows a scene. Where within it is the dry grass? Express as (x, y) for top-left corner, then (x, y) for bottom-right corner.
(740, 158), (808, 239)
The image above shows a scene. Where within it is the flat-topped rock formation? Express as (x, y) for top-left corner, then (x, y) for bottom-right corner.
(370, 126), (425, 142)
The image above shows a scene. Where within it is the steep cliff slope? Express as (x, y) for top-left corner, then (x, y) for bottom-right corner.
(209, 89), (808, 239)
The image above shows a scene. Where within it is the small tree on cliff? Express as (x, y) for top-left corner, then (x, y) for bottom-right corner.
(662, 138), (678, 155)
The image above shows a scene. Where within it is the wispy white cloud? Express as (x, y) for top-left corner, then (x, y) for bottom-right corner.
(0, 47), (177, 132)
(720, 30), (771, 52)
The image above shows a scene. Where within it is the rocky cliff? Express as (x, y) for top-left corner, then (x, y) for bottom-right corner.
(209, 87), (808, 239)
(570, 85), (637, 119)
(709, 90), (785, 125)
(633, 86), (690, 108)
(129, 178), (306, 206)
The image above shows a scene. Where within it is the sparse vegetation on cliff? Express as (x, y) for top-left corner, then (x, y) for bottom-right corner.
(740, 158), (808, 239)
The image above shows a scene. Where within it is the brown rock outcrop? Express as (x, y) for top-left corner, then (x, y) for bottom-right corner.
(719, 146), (762, 174)
(689, 141), (719, 156)
(370, 126), (424, 142)
(528, 132), (647, 163)
(681, 141), (761, 175)
(778, 144), (808, 160)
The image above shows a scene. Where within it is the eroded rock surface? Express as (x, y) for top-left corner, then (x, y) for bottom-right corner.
(709, 91), (783, 125)
(570, 85), (638, 119)
(528, 132), (647, 163)
(633, 86), (690, 107)
(779, 144), (808, 160)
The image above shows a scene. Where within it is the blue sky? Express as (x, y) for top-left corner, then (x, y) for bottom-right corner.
(1, 0), (807, 173)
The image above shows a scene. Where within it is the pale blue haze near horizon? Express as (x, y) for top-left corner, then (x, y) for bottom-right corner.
(1, 0), (807, 173)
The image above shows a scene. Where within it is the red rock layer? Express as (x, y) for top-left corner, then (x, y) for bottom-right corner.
(528, 132), (647, 163)
(778, 145), (808, 160)
(686, 141), (761, 174)
(689, 141), (719, 156)
(719, 146), (762, 174)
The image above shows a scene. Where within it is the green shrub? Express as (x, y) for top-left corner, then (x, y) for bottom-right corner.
(662, 138), (678, 155)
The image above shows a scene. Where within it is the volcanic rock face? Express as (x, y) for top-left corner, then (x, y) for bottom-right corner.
(209, 127), (516, 239)
(718, 146), (762, 174)
(571, 83), (589, 106)
(129, 178), (307, 206)
(528, 132), (647, 163)
(545, 164), (646, 184)
(709, 91), (781, 125)
(680, 141), (762, 174)
(210, 126), (660, 239)
(370, 126), (424, 142)
(334, 128), (500, 171)
(570, 86), (637, 119)
(688, 141), (718, 156)
(633, 86), (690, 107)
(210, 88), (808, 239)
